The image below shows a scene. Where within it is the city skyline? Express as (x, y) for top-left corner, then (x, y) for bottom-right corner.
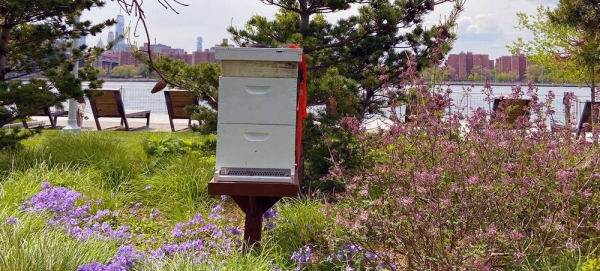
(82, 0), (559, 59)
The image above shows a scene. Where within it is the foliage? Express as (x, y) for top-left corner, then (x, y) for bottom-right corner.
(549, 0), (600, 105)
(144, 135), (204, 157)
(320, 60), (600, 269)
(0, 126), (41, 150)
(0, 0), (114, 128)
(525, 64), (545, 83)
(510, 4), (600, 102)
(496, 71), (520, 83)
(109, 65), (143, 78)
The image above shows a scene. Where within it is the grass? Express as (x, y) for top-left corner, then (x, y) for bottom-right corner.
(0, 130), (328, 271)
(0, 213), (117, 271)
(2, 130), (592, 270)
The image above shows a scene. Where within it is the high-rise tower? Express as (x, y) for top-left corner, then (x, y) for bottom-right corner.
(107, 31), (115, 44)
(196, 37), (203, 52)
(114, 15), (125, 51)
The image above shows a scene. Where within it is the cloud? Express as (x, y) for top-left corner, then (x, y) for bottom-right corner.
(456, 14), (503, 41)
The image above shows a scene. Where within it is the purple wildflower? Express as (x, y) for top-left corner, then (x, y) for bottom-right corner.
(78, 245), (144, 271)
(263, 205), (279, 230)
(4, 217), (18, 225)
(291, 245), (312, 271)
(209, 204), (224, 220)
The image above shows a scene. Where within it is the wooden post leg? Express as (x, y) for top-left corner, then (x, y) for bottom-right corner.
(244, 198), (263, 244)
(231, 196), (282, 247)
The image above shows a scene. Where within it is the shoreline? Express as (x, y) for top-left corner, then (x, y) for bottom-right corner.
(442, 81), (581, 88)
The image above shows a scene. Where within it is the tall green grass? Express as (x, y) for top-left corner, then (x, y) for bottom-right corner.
(36, 131), (146, 189)
(137, 244), (292, 271)
(0, 213), (117, 271)
(267, 197), (330, 253)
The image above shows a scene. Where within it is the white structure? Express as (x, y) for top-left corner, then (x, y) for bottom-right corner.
(214, 47), (302, 183)
(62, 15), (82, 132)
(196, 36), (203, 52)
(113, 15), (126, 51)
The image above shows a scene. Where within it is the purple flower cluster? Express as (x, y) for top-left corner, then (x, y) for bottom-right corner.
(326, 244), (385, 270)
(263, 204), (279, 230)
(291, 245), (312, 271)
(146, 205), (242, 265)
(78, 245), (145, 271)
(22, 183), (247, 270)
(21, 182), (130, 241)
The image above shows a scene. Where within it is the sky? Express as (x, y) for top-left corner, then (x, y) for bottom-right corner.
(83, 0), (559, 59)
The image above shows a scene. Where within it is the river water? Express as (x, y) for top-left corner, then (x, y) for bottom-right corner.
(86, 81), (595, 125)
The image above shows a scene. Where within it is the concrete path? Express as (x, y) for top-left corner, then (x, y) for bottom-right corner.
(27, 112), (193, 132)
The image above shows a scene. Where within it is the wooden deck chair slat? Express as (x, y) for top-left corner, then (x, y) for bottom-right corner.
(89, 89), (151, 131)
(20, 106), (68, 129)
(164, 90), (199, 132)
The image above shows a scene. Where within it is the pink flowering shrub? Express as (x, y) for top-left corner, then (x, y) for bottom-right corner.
(322, 61), (600, 270)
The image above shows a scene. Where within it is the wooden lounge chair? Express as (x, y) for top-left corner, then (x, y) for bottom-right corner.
(89, 89), (151, 131)
(21, 106), (69, 129)
(491, 98), (530, 127)
(164, 90), (199, 132)
(576, 101), (600, 138)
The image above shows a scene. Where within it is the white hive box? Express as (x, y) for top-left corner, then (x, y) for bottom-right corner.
(214, 47), (302, 183)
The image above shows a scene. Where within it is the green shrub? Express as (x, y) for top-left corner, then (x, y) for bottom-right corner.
(0, 126), (41, 150)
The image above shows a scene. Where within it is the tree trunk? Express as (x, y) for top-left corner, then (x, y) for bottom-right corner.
(0, 25), (12, 81)
(299, 0), (309, 38)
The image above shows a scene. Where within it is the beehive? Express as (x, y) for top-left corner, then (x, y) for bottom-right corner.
(214, 47), (302, 183)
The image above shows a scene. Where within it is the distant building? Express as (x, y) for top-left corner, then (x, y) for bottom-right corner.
(114, 15), (126, 51)
(511, 54), (526, 80)
(140, 42), (186, 55)
(192, 49), (216, 64)
(457, 52), (468, 79)
(96, 38), (104, 48)
(108, 31), (115, 44)
(102, 38), (228, 67)
(472, 54), (490, 70)
(445, 51), (492, 80)
(495, 56), (513, 74)
(196, 37), (203, 52)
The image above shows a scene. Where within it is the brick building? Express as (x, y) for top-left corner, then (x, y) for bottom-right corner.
(446, 51), (535, 81)
(495, 56), (513, 74)
(494, 54), (527, 80)
(446, 51), (492, 80)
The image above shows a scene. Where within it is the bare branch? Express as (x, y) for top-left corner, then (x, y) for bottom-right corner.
(114, 0), (188, 88)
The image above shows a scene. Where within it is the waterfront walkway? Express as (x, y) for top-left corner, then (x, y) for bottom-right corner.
(27, 112), (189, 132)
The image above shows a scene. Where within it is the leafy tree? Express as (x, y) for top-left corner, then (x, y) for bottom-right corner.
(444, 65), (457, 81)
(422, 65), (452, 83)
(466, 65), (491, 82)
(225, 0), (464, 184)
(549, 0), (600, 104)
(96, 67), (108, 77)
(109, 65), (141, 78)
(525, 64), (545, 83)
(509, 5), (598, 99)
(0, 0), (114, 130)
